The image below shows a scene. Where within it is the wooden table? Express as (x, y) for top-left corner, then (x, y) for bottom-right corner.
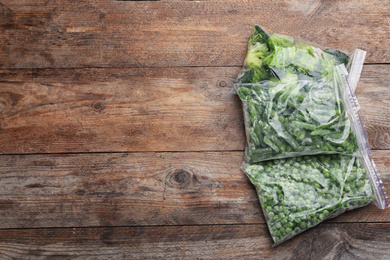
(1, 1), (390, 259)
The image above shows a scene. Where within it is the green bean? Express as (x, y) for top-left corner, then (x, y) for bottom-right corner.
(238, 87), (251, 99)
(264, 136), (280, 153)
(291, 121), (316, 131)
(280, 131), (299, 149)
(237, 70), (358, 163)
(311, 129), (331, 136)
(250, 128), (261, 146)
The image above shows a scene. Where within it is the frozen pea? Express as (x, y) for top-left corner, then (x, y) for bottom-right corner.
(243, 155), (374, 245)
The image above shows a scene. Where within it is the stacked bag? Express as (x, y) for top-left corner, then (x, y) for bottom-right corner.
(235, 25), (388, 245)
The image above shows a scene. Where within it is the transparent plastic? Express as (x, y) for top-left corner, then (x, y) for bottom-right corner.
(335, 65), (389, 209)
(346, 49), (367, 93)
(235, 25), (367, 163)
(235, 25), (388, 247)
(244, 155), (374, 246)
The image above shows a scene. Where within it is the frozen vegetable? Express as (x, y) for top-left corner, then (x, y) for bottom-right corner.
(244, 155), (374, 245)
(236, 25), (360, 163)
(239, 77), (358, 163)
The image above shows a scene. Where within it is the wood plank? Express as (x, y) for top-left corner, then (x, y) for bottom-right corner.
(0, 150), (388, 229)
(1, 0), (389, 69)
(0, 223), (389, 259)
(0, 67), (244, 154)
(1, 65), (390, 154)
(356, 65), (390, 150)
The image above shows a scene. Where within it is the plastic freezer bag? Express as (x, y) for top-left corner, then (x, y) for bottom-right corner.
(238, 77), (359, 163)
(235, 25), (366, 163)
(335, 64), (388, 210)
(244, 155), (375, 246)
(236, 25), (365, 90)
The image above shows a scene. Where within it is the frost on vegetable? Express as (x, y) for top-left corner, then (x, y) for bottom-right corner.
(244, 155), (374, 245)
(236, 25), (357, 162)
(235, 25), (380, 246)
(239, 77), (359, 162)
(237, 25), (350, 84)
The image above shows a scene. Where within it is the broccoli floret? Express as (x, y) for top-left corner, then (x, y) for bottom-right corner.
(244, 42), (270, 82)
(249, 25), (270, 47)
(268, 33), (295, 51)
(237, 69), (255, 83)
(245, 42), (269, 69)
(264, 45), (320, 78)
(237, 67), (269, 84)
(252, 68), (270, 82)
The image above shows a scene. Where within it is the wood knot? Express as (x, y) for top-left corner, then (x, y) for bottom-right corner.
(219, 81), (227, 87)
(166, 169), (193, 189)
(91, 101), (104, 112)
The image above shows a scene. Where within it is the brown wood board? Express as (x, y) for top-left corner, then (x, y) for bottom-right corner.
(1, 1), (389, 69)
(1, 0), (390, 257)
(0, 223), (389, 259)
(1, 65), (390, 154)
(0, 150), (388, 229)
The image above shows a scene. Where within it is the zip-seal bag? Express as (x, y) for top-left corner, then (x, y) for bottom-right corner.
(335, 64), (388, 210)
(243, 155), (375, 246)
(235, 25), (367, 163)
(241, 65), (388, 246)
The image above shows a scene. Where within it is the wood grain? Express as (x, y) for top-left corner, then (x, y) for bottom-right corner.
(0, 67), (244, 154)
(0, 223), (389, 259)
(0, 150), (388, 229)
(0, 0), (389, 69)
(1, 65), (389, 154)
(356, 65), (390, 150)
(1, 1), (389, 258)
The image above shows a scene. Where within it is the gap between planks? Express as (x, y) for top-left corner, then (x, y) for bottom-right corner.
(0, 149), (244, 157)
(0, 63), (386, 71)
(1, 221), (390, 232)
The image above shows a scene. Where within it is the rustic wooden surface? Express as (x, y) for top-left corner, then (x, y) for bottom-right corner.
(1, 0), (389, 259)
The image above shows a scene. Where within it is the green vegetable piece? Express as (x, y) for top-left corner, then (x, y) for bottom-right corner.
(293, 129), (305, 141)
(247, 148), (273, 162)
(237, 69), (254, 83)
(246, 43), (269, 70)
(324, 48), (350, 66)
(238, 87), (251, 100)
(249, 25), (270, 47)
(311, 129), (331, 136)
(264, 136), (279, 153)
(293, 48), (319, 74)
(248, 100), (258, 125)
(267, 33), (295, 51)
(302, 138), (312, 146)
(279, 131), (299, 149)
(250, 128), (261, 146)
(291, 121), (316, 131)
